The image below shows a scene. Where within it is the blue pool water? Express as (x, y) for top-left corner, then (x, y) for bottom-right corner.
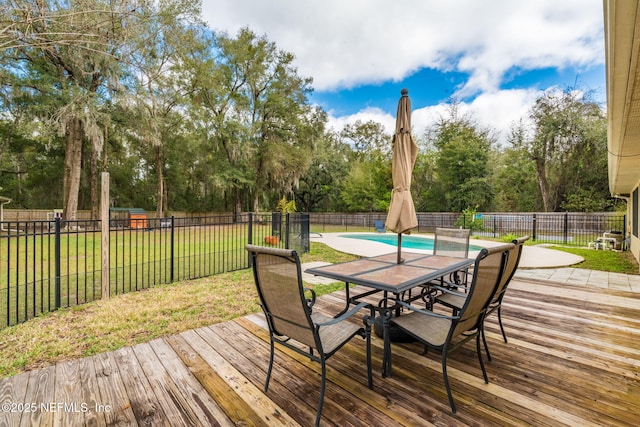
(341, 233), (483, 251)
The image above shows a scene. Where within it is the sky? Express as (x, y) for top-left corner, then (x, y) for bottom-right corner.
(201, 0), (606, 145)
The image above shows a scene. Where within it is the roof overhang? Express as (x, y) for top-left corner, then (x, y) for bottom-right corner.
(604, 0), (640, 195)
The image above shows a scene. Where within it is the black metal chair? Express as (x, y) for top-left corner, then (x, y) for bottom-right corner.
(434, 227), (471, 258)
(435, 236), (529, 360)
(246, 244), (374, 427)
(390, 243), (513, 413)
(433, 227), (471, 287)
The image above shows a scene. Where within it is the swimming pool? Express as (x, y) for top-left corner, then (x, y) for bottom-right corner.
(340, 233), (483, 252)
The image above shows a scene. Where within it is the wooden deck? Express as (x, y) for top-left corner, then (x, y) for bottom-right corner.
(1, 277), (639, 426)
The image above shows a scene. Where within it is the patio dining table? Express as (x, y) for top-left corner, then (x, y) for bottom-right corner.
(305, 251), (475, 377)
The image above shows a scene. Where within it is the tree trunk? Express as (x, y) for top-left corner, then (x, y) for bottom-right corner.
(535, 158), (551, 212)
(90, 141), (99, 220)
(156, 145), (164, 218)
(63, 117), (83, 221)
(163, 178), (168, 216)
(253, 193), (259, 214)
(233, 188), (242, 222)
(102, 124), (108, 171)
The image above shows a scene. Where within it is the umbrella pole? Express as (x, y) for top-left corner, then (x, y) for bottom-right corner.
(397, 233), (402, 264)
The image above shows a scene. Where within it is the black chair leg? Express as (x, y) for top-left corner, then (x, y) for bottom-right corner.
(265, 339), (275, 392)
(441, 352), (456, 413)
(481, 321), (492, 362)
(315, 360), (327, 427)
(476, 334), (489, 384)
(498, 306), (508, 343)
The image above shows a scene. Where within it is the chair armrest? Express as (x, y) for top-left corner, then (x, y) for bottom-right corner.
(426, 283), (467, 296)
(395, 300), (459, 320)
(314, 302), (373, 327)
(424, 269), (471, 290)
(303, 287), (317, 309)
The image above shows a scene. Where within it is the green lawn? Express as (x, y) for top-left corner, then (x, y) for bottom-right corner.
(0, 241), (356, 378)
(0, 223), (284, 327)
(545, 245), (638, 274)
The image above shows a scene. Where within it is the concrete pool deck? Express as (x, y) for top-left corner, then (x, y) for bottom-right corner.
(306, 232), (640, 293)
(310, 232), (584, 268)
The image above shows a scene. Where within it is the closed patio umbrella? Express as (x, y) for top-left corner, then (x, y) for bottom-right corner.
(385, 88), (418, 263)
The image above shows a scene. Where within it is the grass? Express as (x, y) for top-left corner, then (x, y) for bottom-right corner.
(0, 239), (637, 379)
(494, 233), (639, 274)
(544, 245), (639, 274)
(0, 223), (289, 327)
(0, 242), (357, 378)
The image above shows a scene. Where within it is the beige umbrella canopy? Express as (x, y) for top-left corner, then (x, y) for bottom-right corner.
(385, 88), (418, 263)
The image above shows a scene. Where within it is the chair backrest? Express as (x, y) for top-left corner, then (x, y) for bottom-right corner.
(491, 236), (529, 304)
(434, 227), (471, 258)
(452, 243), (513, 337)
(246, 244), (318, 350)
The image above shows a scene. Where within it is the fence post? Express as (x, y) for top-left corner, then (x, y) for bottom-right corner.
(54, 216), (61, 309)
(285, 213), (290, 249)
(247, 213), (253, 268)
(302, 213), (310, 252)
(532, 214), (537, 241)
(493, 216), (497, 238)
(564, 212), (569, 245)
(170, 215), (175, 283)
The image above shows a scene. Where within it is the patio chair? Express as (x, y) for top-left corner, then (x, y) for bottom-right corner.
(374, 220), (386, 232)
(434, 227), (471, 257)
(433, 227), (471, 288)
(246, 244), (374, 427)
(390, 243), (513, 413)
(435, 236), (529, 360)
(404, 227), (471, 306)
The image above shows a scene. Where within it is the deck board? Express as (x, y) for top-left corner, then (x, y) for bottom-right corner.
(1, 277), (639, 426)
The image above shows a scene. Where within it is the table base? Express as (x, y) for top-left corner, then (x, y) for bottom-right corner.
(373, 315), (416, 343)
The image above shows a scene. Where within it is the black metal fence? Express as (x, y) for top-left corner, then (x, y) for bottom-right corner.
(0, 212), (309, 328)
(309, 211), (627, 246)
(0, 210), (626, 329)
(471, 212), (627, 246)
(309, 212), (465, 233)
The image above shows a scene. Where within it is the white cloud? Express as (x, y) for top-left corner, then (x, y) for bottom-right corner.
(202, 0), (603, 145)
(326, 88), (541, 146)
(325, 107), (394, 135)
(202, 0), (604, 94)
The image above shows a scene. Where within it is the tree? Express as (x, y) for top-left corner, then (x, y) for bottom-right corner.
(0, 118), (63, 208)
(0, 0), (144, 219)
(1, 0), (204, 220)
(296, 129), (352, 212)
(117, 3), (202, 217)
(412, 138), (442, 211)
(428, 104), (494, 212)
(524, 88), (609, 212)
(340, 120), (390, 160)
(189, 28), (317, 218)
(340, 163), (385, 212)
(337, 120), (391, 212)
(493, 122), (540, 211)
